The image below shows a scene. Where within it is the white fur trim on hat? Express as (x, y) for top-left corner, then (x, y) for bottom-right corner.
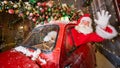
(96, 25), (118, 39)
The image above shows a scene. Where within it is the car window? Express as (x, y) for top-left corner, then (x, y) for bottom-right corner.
(21, 25), (59, 53)
(64, 26), (76, 56)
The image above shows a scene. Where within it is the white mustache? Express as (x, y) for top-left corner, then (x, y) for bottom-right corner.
(77, 24), (93, 35)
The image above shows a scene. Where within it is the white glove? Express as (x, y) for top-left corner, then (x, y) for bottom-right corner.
(94, 10), (111, 29)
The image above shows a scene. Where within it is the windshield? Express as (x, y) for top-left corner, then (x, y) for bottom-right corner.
(21, 24), (59, 53)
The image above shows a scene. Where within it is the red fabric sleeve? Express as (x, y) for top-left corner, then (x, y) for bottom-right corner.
(88, 32), (104, 42)
(88, 26), (114, 42)
(71, 29), (104, 47)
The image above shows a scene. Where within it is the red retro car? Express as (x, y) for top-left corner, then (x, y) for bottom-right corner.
(0, 23), (96, 68)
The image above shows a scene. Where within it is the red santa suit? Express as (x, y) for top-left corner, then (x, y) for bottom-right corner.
(69, 13), (118, 47)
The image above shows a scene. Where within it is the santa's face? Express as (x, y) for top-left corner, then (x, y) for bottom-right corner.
(80, 20), (90, 27)
(75, 19), (93, 35)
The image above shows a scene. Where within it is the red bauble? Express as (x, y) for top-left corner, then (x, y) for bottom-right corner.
(8, 9), (14, 14)
(42, 2), (47, 6)
(37, 2), (41, 6)
(32, 17), (37, 22)
(40, 9), (45, 13)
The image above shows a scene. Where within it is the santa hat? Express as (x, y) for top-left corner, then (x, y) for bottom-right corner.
(77, 14), (92, 26)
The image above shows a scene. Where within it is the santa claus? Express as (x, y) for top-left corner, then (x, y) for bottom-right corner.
(70, 10), (118, 47)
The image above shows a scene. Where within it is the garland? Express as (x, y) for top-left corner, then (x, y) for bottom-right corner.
(0, 0), (83, 25)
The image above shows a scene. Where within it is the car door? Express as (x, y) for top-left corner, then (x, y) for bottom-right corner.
(59, 24), (81, 68)
(60, 24), (96, 68)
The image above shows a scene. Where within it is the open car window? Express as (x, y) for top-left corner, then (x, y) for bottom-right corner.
(64, 25), (76, 56)
(21, 24), (59, 53)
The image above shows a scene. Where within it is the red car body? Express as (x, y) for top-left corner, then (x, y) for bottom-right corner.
(0, 23), (96, 68)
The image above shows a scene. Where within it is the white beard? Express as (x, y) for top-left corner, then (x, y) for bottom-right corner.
(75, 24), (93, 35)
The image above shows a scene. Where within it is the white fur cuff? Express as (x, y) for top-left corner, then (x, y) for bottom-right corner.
(96, 25), (118, 39)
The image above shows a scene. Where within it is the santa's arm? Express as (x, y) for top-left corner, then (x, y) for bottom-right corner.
(94, 10), (118, 39)
(86, 25), (117, 43)
(96, 25), (117, 39)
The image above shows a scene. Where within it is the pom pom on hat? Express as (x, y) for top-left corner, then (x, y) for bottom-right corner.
(77, 14), (92, 25)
